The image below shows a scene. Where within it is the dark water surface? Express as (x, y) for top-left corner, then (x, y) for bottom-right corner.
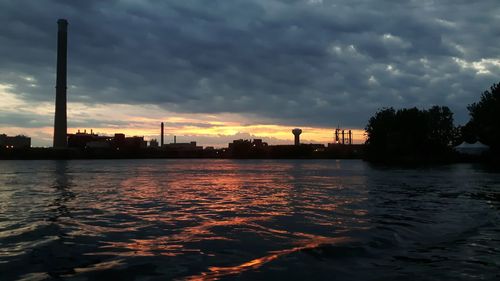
(0, 159), (499, 280)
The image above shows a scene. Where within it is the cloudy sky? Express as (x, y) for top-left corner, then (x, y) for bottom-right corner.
(1, 0), (499, 147)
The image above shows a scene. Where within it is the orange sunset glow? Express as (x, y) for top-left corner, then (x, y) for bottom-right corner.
(1, 84), (366, 147)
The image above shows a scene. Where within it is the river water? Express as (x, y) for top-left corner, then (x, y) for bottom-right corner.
(0, 159), (498, 280)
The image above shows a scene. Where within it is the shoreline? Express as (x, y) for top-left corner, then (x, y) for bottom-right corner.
(0, 147), (364, 160)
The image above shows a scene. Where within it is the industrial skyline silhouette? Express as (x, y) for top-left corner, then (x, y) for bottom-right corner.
(46, 18), (357, 153)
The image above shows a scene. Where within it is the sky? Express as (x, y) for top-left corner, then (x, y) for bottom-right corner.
(1, 0), (499, 147)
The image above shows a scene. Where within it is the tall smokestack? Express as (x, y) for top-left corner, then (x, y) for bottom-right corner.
(160, 122), (164, 147)
(53, 19), (68, 148)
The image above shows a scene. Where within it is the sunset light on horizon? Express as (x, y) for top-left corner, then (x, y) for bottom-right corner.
(1, 83), (366, 147)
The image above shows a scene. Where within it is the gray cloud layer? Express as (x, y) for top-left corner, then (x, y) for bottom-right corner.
(1, 0), (499, 128)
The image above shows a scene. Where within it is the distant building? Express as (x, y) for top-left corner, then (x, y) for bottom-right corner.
(68, 130), (110, 148)
(122, 135), (147, 150)
(86, 141), (110, 149)
(268, 143), (326, 158)
(228, 139), (269, 157)
(309, 143), (326, 152)
(67, 130), (146, 150)
(326, 143), (364, 158)
(0, 134), (31, 149)
(163, 141), (203, 151)
(228, 139), (268, 151)
(228, 139), (253, 152)
(252, 139), (268, 148)
(149, 139), (159, 148)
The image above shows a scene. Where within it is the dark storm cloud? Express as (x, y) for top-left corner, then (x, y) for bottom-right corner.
(1, 0), (499, 128)
(0, 111), (52, 128)
(0, 110), (129, 129)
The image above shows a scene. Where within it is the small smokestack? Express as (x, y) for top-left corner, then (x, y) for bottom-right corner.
(174, 136), (176, 144)
(160, 122), (164, 147)
(342, 130), (345, 145)
(53, 19), (68, 148)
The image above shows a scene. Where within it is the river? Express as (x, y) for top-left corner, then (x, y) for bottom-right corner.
(0, 159), (498, 280)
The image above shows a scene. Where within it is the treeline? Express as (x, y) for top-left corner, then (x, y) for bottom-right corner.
(365, 82), (500, 163)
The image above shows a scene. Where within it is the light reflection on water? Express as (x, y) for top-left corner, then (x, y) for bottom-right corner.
(0, 159), (499, 280)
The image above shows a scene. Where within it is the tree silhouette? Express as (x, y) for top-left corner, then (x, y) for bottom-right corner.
(365, 106), (456, 161)
(427, 106), (455, 148)
(466, 82), (500, 149)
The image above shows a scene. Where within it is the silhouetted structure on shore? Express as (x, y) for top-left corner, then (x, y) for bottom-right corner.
(1, 19), (367, 160)
(1, 103), (369, 157)
(0, 134), (31, 149)
(292, 128), (302, 146)
(0, 128), (364, 159)
(162, 141), (203, 151)
(228, 139), (269, 158)
(223, 132), (362, 159)
(67, 130), (146, 150)
(160, 122), (164, 147)
(150, 139), (159, 148)
(334, 127), (352, 145)
(53, 19), (68, 148)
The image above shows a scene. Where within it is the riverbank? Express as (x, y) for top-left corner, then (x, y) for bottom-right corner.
(0, 145), (364, 160)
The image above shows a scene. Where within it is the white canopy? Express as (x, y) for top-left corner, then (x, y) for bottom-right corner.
(454, 141), (489, 155)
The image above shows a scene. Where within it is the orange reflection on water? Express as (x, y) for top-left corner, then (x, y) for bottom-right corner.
(100, 216), (269, 257)
(99, 239), (187, 257)
(80, 161), (369, 265)
(185, 236), (352, 281)
(94, 163), (299, 257)
(117, 162), (296, 218)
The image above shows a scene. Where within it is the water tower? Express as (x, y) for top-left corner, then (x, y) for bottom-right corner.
(292, 128), (302, 146)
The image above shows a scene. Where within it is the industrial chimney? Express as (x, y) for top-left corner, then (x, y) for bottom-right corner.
(160, 122), (164, 147)
(292, 128), (302, 146)
(53, 19), (68, 148)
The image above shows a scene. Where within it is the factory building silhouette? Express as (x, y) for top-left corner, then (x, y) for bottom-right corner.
(67, 130), (147, 150)
(0, 134), (31, 149)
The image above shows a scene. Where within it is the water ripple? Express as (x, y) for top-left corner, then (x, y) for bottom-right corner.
(0, 160), (498, 280)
